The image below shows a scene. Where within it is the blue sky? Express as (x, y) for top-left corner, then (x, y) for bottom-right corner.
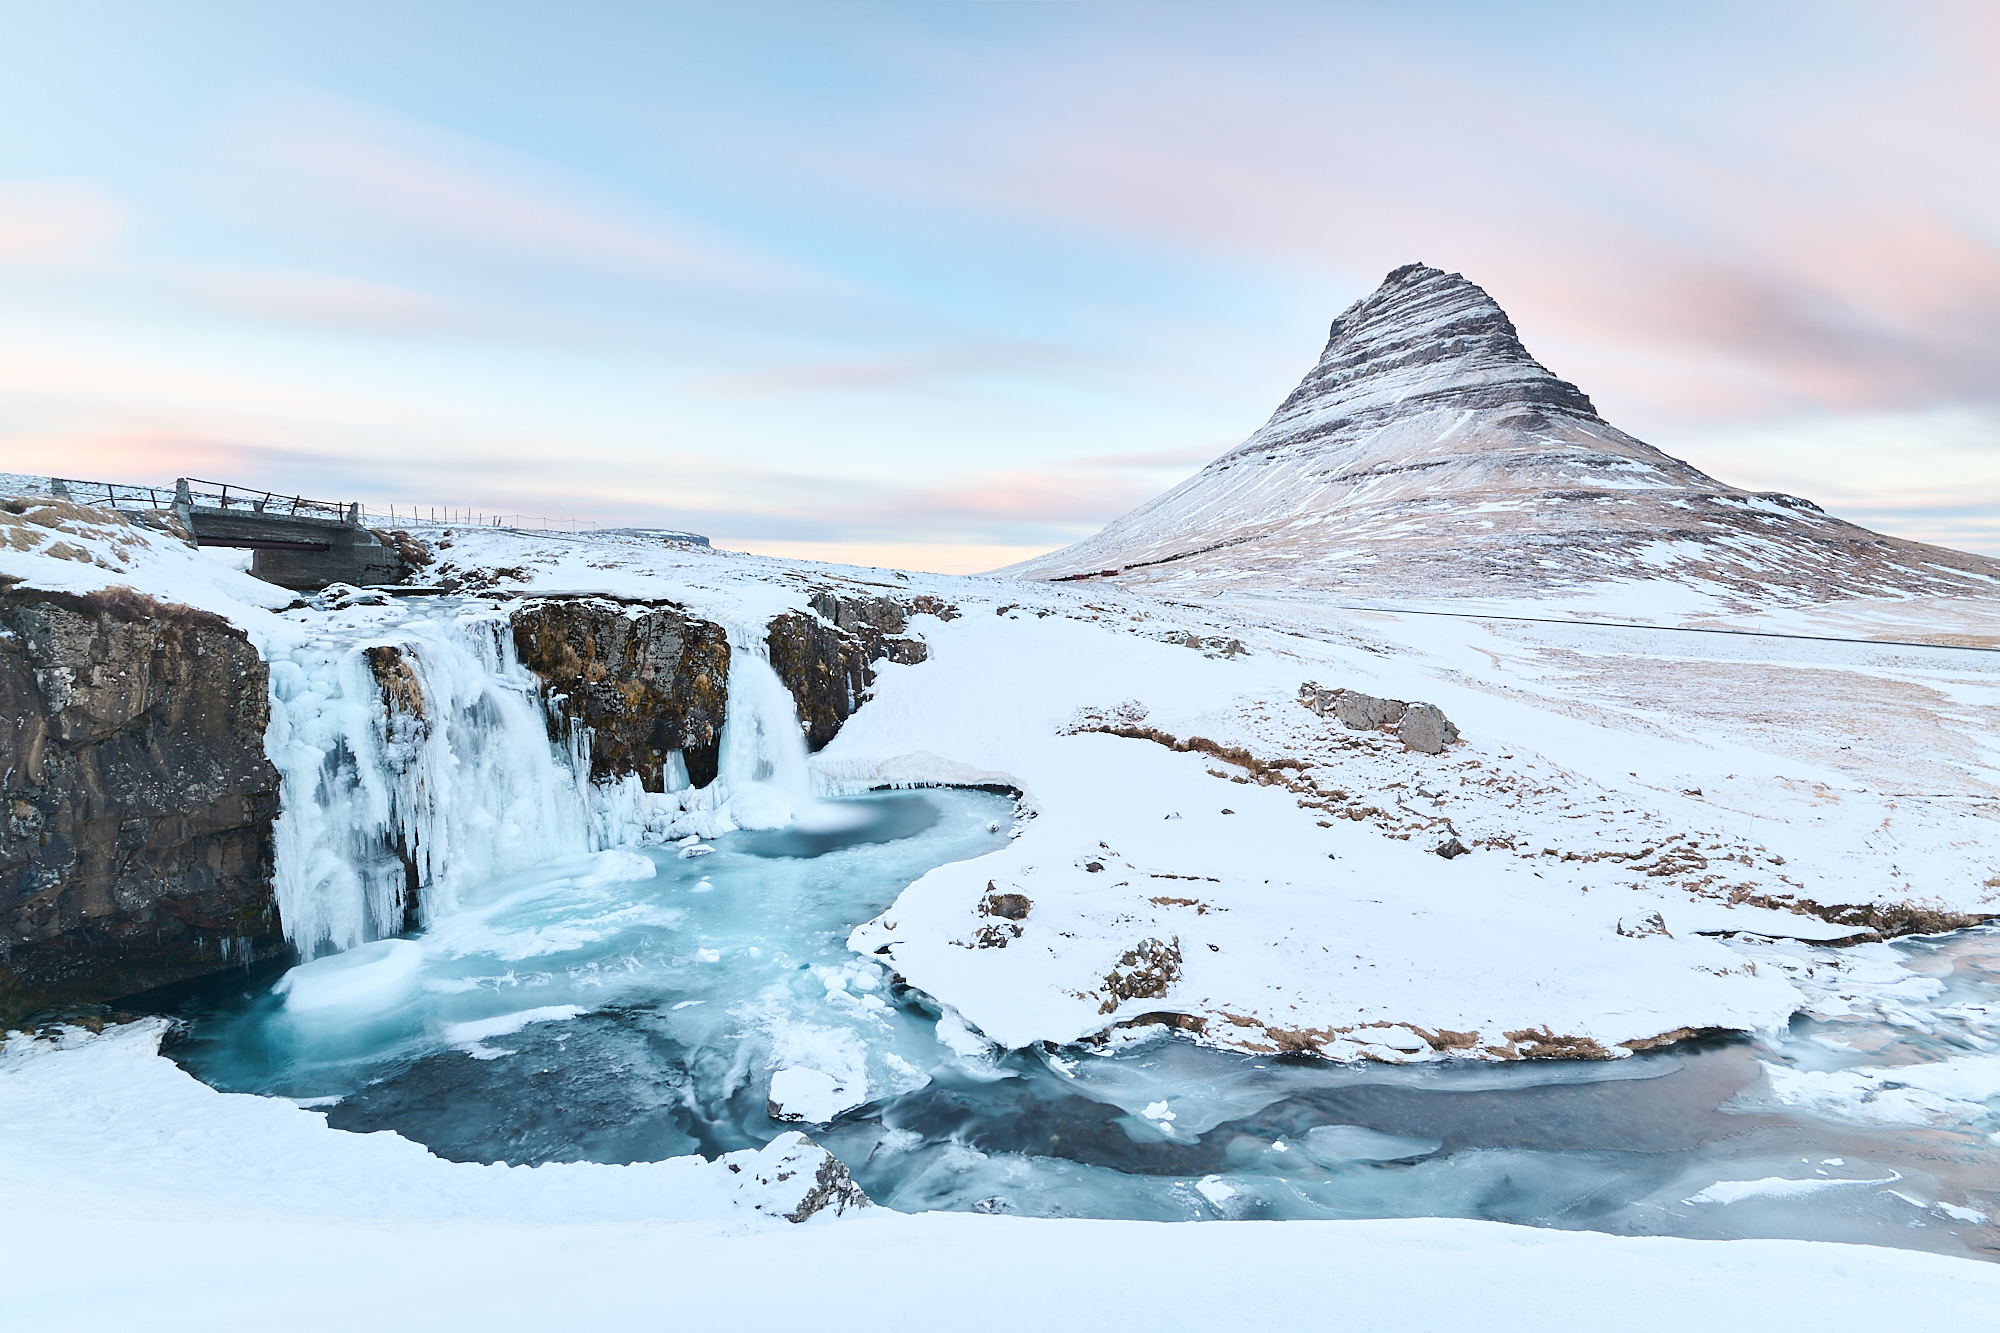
(3, 1), (1996, 571)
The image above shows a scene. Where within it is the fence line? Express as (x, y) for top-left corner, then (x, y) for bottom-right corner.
(360, 506), (606, 533)
(11, 475), (701, 543)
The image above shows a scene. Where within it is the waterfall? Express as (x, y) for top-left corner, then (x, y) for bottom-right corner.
(265, 606), (596, 959)
(265, 608), (821, 959)
(715, 648), (814, 830)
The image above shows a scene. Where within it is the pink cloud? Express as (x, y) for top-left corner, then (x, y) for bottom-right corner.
(0, 179), (129, 266)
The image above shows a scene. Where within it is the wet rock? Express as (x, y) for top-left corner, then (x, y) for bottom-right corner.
(765, 592), (936, 752)
(364, 645), (427, 723)
(1, 588), (283, 1022)
(510, 597), (731, 789)
(1098, 937), (1182, 1014)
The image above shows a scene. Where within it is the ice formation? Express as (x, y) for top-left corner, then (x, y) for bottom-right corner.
(264, 604), (824, 959)
(264, 604), (599, 957)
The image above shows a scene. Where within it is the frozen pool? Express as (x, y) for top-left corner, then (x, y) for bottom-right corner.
(137, 811), (2000, 1261)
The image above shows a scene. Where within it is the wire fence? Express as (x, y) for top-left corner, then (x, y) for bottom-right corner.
(361, 505), (607, 532)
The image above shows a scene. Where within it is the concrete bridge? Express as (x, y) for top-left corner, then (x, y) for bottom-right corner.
(50, 477), (403, 589)
(40, 475), (708, 590)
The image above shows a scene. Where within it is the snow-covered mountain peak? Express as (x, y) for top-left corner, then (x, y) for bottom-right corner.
(1004, 264), (2000, 609)
(1247, 262), (1600, 456)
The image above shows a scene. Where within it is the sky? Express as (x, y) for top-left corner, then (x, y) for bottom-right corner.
(2, 1), (1996, 573)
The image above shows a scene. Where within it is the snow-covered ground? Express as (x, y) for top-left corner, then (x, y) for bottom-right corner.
(6, 504), (1996, 1058)
(5, 493), (2000, 1320)
(7, 1022), (1999, 1332)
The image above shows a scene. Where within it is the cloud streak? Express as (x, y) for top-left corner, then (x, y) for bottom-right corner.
(3, 3), (1996, 565)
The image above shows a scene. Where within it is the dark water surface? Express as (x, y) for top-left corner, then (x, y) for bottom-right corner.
(128, 792), (2000, 1260)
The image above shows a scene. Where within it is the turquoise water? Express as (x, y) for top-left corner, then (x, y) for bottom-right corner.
(138, 794), (1999, 1261)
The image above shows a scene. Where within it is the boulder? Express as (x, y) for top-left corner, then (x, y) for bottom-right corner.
(718, 1131), (872, 1222)
(1334, 691), (1407, 731)
(1397, 702), (1461, 754)
(1301, 682), (1461, 753)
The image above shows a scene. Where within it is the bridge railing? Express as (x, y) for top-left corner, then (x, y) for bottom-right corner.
(18, 475), (701, 544)
(47, 478), (180, 511)
(176, 478), (354, 524)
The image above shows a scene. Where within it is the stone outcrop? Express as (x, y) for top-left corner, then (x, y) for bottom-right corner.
(1098, 936), (1182, 1013)
(718, 1132), (872, 1222)
(1301, 684), (1461, 754)
(1, 587), (282, 1022)
(765, 591), (941, 751)
(510, 598), (731, 790)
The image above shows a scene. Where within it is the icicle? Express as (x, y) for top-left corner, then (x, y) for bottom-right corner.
(266, 607), (597, 959)
(265, 607), (836, 959)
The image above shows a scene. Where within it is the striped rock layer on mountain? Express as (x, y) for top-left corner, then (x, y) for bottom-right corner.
(1003, 264), (2000, 605)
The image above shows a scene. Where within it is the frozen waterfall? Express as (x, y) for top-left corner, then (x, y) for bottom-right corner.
(263, 605), (829, 959)
(265, 604), (598, 959)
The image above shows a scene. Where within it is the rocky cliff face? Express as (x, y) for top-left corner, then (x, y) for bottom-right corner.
(1, 587), (282, 1022)
(1003, 263), (2000, 605)
(766, 592), (941, 752)
(510, 598), (732, 789)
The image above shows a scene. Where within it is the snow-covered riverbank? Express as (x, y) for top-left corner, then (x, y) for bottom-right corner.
(7, 1022), (2000, 1333)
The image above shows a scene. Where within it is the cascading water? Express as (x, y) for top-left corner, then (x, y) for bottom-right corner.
(262, 606), (864, 964)
(714, 648), (815, 830)
(264, 600), (600, 959)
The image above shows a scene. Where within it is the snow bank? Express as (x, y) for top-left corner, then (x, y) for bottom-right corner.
(6, 1022), (1998, 1333)
(0, 1020), (856, 1226)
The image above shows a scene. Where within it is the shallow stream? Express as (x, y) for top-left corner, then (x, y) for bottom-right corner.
(137, 792), (2000, 1261)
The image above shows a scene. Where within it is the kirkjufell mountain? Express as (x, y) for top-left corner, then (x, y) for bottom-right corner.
(1005, 263), (2000, 605)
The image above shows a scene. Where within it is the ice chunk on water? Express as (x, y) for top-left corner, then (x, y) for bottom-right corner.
(1301, 1124), (1443, 1163)
(273, 939), (423, 1013)
(768, 1067), (866, 1124)
(440, 1004), (586, 1059)
(571, 851), (656, 888)
(1684, 1172), (1901, 1205)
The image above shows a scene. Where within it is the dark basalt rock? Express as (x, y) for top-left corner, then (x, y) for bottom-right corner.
(765, 592), (938, 752)
(1, 587), (283, 1023)
(510, 598), (731, 790)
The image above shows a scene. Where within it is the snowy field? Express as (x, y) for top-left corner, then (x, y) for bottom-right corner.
(4, 495), (1999, 1325)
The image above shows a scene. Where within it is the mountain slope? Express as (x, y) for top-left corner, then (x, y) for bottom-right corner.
(1004, 264), (2000, 606)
